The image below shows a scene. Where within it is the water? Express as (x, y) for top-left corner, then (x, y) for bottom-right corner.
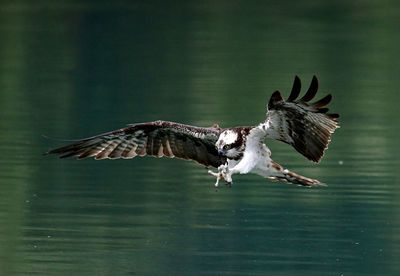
(1, 1), (400, 275)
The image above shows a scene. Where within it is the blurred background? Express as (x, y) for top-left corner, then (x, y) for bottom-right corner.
(0, 0), (399, 275)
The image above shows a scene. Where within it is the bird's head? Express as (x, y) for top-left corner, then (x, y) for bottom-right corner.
(215, 129), (244, 159)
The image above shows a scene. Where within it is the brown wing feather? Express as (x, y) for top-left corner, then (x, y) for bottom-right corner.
(46, 121), (226, 168)
(266, 76), (339, 162)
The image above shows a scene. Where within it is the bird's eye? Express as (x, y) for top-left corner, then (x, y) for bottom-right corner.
(223, 145), (229, 150)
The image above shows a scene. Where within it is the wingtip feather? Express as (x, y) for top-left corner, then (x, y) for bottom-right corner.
(312, 94), (332, 108)
(287, 75), (301, 102)
(268, 91), (284, 109)
(266, 75), (339, 163)
(300, 75), (319, 102)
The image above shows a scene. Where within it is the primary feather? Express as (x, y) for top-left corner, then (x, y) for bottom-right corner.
(47, 121), (226, 168)
(266, 75), (339, 162)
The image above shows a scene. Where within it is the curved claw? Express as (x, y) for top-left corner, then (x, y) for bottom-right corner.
(208, 169), (222, 187)
(208, 170), (219, 177)
(208, 164), (233, 188)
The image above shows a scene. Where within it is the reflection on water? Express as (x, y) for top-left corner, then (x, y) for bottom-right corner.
(1, 1), (400, 275)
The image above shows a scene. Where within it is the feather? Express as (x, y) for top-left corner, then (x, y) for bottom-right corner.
(266, 76), (339, 162)
(312, 94), (332, 108)
(46, 121), (226, 168)
(300, 75), (318, 102)
(287, 75), (301, 102)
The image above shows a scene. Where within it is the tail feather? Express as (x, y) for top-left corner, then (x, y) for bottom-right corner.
(268, 161), (325, 187)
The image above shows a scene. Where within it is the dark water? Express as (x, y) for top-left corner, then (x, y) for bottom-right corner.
(1, 1), (400, 275)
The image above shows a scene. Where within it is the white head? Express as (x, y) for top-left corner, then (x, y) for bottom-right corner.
(215, 129), (243, 158)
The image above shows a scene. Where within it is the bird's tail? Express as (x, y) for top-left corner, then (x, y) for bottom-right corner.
(267, 161), (325, 187)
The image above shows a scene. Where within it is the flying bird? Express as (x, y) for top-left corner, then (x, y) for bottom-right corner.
(47, 76), (339, 187)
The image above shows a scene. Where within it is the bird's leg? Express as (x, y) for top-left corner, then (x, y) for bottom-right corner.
(207, 169), (221, 187)
(208, 163), (230, 188)
(208, 164), (225, 188)
(219, 164), (233, 187)
(223, 168), (233, 187)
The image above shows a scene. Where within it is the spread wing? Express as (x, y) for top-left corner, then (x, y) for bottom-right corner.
(46, 121), (226, 168)
(265, 76), (339, 162)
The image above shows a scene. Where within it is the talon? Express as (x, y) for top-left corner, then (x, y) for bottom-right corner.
(225, 173), (233, 183)
(209, 165), (232, 188)
(225, 181), (232, 188)
(214, 177), (220, 188)
(208, 170), (219, 178)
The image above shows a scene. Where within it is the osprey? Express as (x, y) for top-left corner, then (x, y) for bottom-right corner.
(47, 76), (339, 187)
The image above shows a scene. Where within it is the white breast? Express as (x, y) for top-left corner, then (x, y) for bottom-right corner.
(227, 126), (269, 174)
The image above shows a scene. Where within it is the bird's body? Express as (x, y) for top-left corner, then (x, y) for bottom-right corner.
(47, 76), (339, 187)
(209, 123), (322, 187)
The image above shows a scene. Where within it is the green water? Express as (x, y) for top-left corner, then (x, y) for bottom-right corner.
(1, 1), (400, 275)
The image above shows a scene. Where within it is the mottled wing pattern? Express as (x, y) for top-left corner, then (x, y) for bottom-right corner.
(266, 76), (339, 162)
(47, 121), (226, 168)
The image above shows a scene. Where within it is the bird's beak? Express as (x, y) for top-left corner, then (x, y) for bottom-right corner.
(218, 149), (226, 156)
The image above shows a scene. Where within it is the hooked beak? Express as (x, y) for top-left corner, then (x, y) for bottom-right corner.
(218, 149), (226, 156)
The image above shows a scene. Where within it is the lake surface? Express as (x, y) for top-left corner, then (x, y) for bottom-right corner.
(1, 1), (400, 275)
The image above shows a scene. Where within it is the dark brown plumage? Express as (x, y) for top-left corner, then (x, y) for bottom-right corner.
(47, 121), (226, 168)
(266, 75), (339, 162)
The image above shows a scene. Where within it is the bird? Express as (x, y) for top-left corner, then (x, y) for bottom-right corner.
(47, 76), (339, 188)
